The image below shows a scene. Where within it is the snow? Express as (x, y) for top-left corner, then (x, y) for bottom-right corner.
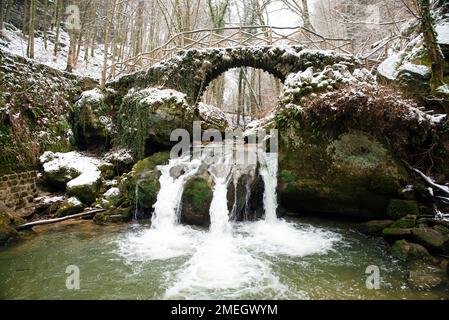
(104, 148), (134, 164)
(67, 197), (83, 208)
(43, 196), (65, 205)
(131, 88), (187, 106)
(398, 63), (431, 78)
(0, 24), (108, 79)
(40, 151), (107, 188)
(436, 23), (449, 45)
(198, 102), (229, 127)
(77, 88), (105, 104)
(377, 53), (404, 80)
(104, 188), (120, 200)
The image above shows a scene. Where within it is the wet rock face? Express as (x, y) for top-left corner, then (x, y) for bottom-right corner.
(117, 88), (196, 160)
(278, 132), (406, 219)
(227, 173), (265, 222)
(181, 176), (213, 228)
(124, 152), (171, 219)
(72, 88), (114, 151)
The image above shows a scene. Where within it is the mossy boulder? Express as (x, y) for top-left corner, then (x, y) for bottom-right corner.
(54, 197), (84, 217)
(387, 200), (419, 219)
(72, 88), (113, 150)
(117, 88), (196, 160)
(279, 131), (406, 219)
(66, 175), (102, 205)
(391, 215), (418, 229)
(359, 220), (394, 236)
(181, 176), (213, 227)
(122, 152), (170, 218)
(93, 207), (132, 225)
(382, 228), (413, 243)
(391, 240), (432, 262)
(411, 227), (449, 253)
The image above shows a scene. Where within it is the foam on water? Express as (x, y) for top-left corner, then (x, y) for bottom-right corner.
(117, 143), (342, 298)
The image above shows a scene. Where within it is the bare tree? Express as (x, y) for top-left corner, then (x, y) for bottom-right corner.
(27, 0), (36, 59)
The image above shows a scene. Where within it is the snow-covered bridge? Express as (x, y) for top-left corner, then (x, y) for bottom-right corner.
(110, 45), (359, 104)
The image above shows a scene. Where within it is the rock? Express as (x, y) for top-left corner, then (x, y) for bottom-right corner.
(227, 173), (264, 221)
(103, 148), (134, 175)
(72, 88), (113, 150)
(396, 63), (431, 96)
(40, 151), (112, 204)
(55, 197), (84, 217)
(94, 207), (132, 225)
(34, 195), (66, 216)
(117, 88), (196, 159)
(433, 224), (449, 235)
(122, 152), (170, 218)
(391, 215), (417, 229)
(411, 227), (449, 253)
(97, 187), (122, 210)
(387, 200), (419, 220)
(382, 228), (413, 243)
(198, 102), (229, 132)
(391, 240), (432, 262)
(279, 132), (406, 219)
(407, 261), (447, 290)
(359, 220), (394, 236)
(0, 202), (25, 245)
(181, 176), (213, 227)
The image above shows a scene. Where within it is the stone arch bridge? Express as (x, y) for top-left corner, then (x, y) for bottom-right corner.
(110, 45), (359, 105)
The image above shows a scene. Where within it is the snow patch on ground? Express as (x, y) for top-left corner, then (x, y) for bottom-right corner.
(0, 24), (108, 79)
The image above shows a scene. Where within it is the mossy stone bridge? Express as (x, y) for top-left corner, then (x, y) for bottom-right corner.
(110, 45), (359, 105)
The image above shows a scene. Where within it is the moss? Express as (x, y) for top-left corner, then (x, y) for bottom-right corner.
(391, 240), (432, 262)
(126, 152), (170, 215)
(184, 178), (212, 210)
(387, 200), (420, 219)
(181, 177), (213, 227)
(278, 130), (405, 219)
(94, 207), (132, 225)
(391, 215), (417, 229)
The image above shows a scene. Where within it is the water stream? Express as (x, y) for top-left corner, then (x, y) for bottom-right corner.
(0, 145), (448, 299)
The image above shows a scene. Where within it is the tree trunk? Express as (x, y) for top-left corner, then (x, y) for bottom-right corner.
(0, 0), (4, 33)
(22, 0), (28, 35)
(420, 0), (446, 92)
(301, 0), (315, 31)
(43, 0), (48, 50)
(27, 0), (36, 59)
(54, 0), (62, 56)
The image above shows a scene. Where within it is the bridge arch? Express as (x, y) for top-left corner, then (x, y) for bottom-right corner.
(111, 45), (358, 105)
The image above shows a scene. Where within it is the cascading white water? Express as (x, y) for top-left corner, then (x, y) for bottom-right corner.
(151, 156), (201, 230)
(119, 142), (341, 299)
(258, 150), (279, 222)
(118, 156), (205, 261)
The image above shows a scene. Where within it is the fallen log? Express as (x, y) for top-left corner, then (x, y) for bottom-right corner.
(15, 209), (106, 231)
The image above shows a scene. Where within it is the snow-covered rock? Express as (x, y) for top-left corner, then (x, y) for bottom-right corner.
(198, 102), (229, 131)
(55, 197), (84, 217)
(118, 88), (196, 159)
(40, 151), (113, 204)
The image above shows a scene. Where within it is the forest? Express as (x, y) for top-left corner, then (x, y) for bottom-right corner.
(0, 0), (449, 302)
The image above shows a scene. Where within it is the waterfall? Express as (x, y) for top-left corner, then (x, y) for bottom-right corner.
(208, 151), (233, 235)
(258, 150), (279, 223)
(151, 156), (201, 230)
